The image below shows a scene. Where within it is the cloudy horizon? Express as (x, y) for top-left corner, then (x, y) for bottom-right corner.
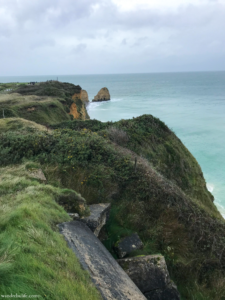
(0, 0), (225, 76)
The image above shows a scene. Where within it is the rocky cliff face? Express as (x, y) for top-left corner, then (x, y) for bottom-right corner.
(69, 90), (90, 120)
(71, 89), (89, 103)
(92, 87), (110, 102)
(81, 90), (89, 103)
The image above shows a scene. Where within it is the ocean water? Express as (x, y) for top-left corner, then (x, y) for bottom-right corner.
(1, 72), (225, 217)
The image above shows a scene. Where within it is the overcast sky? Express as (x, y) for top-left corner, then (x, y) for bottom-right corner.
(0, 0), (225, 76)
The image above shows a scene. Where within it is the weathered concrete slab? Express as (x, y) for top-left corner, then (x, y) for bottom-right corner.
(81, 203), (111, 236)
(114, 233), (143, 258)
(118, 255), (180, 300)
(59, 221), (146, 300)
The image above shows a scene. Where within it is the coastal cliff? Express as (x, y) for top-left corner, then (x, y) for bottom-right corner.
(0, 81), (90, 124)
(0, 82), (225, 300)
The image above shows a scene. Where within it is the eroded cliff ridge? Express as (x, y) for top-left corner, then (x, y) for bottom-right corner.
(92, 87), (110, 102)
(0, 81), (90, 124)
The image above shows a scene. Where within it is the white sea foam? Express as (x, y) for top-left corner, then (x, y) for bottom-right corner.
(87, 98), (122, 112)
(206, 183), (214, 193)
(87, 102), (104, 112)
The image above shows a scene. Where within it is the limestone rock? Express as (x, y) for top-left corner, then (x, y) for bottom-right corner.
(92, 87), (110, 102)
(81, 90), (89, 103)
(118, 255), (181, 300)
(114, 233), (143, 258)
(59, 221), (147, 300)
(28, 169), (47, 183)
(81, 203), (111, 237)
(69, 90), (90, 120)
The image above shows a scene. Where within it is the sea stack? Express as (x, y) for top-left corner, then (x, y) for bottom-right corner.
(92, 87), (110, 102)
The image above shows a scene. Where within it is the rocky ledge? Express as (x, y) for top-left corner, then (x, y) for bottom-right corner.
(118, 255), (180, 300)
(59, 221), (146, 300)
(60, 203), (180, 300)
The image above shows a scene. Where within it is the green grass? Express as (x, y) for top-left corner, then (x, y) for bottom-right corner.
(0, 118), (47, 133)
(0, 163), (101, 300)
(0, 82), (28, 93)
(0, 94), (72, 125)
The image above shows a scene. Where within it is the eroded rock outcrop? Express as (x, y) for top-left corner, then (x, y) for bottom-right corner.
(92, 87), (110, 102)
(81, 203), (111, 237)
(72, 89), (89, 103)
(59, 221), (147, 300)
(28, 168), (47, 183)
(81, 90), (89, 103)
(114, 233), (143, 258)
(69, 90), (90, 120)
(118, 255), (181, 300)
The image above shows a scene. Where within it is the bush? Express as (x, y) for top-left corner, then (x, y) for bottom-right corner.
(107, 126), (129, 145)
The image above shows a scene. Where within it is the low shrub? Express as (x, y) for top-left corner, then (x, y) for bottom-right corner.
(107, 126), (129, 145)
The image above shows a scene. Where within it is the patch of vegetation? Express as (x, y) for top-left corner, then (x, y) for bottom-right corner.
(50, 115), (215, 216)
(14, 81), (81, 98)
(0, 82), (27, 93)
(0, 118), (47, 134)
(0, 163), (101, 300)
(50, 119), (110, 132)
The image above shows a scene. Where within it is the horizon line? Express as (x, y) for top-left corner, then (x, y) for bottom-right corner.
(1, 70), (225, 78)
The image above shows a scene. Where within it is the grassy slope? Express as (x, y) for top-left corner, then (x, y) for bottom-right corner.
(0, 163), (101, 300)
(0, 81), (89, 125)
(1, 117), (225, 299)
(51, 116), (217, 218)
(0, 82), (27, 93)
(0, 118), (48, 133)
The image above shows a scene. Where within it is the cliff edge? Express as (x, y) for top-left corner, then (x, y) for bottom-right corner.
(0, 81), (90, 125)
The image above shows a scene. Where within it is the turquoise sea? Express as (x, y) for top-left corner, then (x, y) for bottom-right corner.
(1, 72), (225, 217)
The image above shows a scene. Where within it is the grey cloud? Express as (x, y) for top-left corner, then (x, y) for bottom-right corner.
(0, 0), (102, 35)
(132, 37), (148, 47)
(71, 43), (87, 54)
(0, 0), (224, 75)
(30, 38), (56, 50)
